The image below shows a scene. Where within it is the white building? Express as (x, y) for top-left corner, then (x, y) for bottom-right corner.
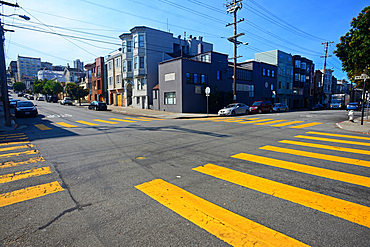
(37, 70), (66, 83)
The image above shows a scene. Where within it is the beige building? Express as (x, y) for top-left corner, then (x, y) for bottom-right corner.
(106, 50), (125, 106)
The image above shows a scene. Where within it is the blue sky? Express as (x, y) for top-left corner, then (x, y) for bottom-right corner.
(2, 0), (368, 80)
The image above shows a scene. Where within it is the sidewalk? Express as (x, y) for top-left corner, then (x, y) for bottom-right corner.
(336, 117), (370, 135)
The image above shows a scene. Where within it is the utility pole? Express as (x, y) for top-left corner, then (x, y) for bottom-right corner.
(226, 0), (244, 102)
(320, 41), (334, 105)
(0, 1), (19, 126)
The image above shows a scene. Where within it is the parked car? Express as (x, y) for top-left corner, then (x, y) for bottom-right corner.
(273, 103), (289, 112)
(27, 95), (34, 100)
(9, 99), (20, 108)
(346, 102), (360, 111)
(218, 103), (249, 116)
(249, 101), (273, 114)
(36, 96), (45, 101)
(60, 97), (73, 105)
(47, 95), (59, 103)
(310, 103), (324, 110)
(88, 101), (107, 111)
(14, 101), (38, 117)
(17, 92), (24, 97)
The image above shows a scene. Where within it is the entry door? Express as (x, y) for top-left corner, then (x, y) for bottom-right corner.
(117, 94), (122, 106)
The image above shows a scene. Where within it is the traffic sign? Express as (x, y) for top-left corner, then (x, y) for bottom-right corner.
(355, 74), (370, 80)
(205, 87), (210, 96)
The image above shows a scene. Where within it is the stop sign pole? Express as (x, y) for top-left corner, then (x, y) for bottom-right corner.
(355, 72), (369, 125)
(205, 87), (210, 116)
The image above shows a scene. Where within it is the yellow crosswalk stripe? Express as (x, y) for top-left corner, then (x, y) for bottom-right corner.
(109, 118), (136, 123)
(271, 121), (304, 127)
(242, 118), (260, 121)
(290, 122), (322, 129)
(238, 119), (274, 124)
(0, 133), (24, 137)
(56, 122), (77, 128)
(0, 137), (28, 141)
(0, 144), (33, 152)
(0, 157), (45, 169)
(0, 141), (29, 146)
(34, 124), (52, 130)
(279, 140), (370, 155)
(93, 119), (119, 124)
(76, 120), (99, 126)
(306, 131), (370, 141)
(232, 153), (370, 188)
(260, 145), (370, 168)
(0, 150), (38, 158)
(124, 117), (151, 121)
(0, 167), (52, 184)
(0, 134), (26, 138)
(254, 120), (286, 125)
(0, 181), (64, 208)
(223, 119), (246, 122)
(295, 135), (370, 147)
(193, 164), (370, 228)
(136, 179), (308, 247)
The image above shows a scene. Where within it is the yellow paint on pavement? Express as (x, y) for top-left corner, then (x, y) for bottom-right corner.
(124, 117), (151, 121)
(0, 141), (29, 146)
(138, 117), (164, 120)
(290, 122), (322, 129)
(254, 120), (286, 125)
(0, 181), (64, 208)
(76, 120), (99, 126)
(136, 179), (308, 247)
(0, 167), (52, 184)
(238, 119), (274, 124)
(56, 122), (77, 128)
(306, 131), (370, 141)
(193, 164), (370, 228)
(93, 119), (119, 124)
(109, 118), (136, 123)
(270, 121), (304, 127)
(279, 140), (370, 155)
(0, 133), (24, 137)
(260, 145), (370, 168)
(34, 124), (52, 130)
(223, 119), (246, 122)
(0, 144), (33, 152)
(232, 153), (370, 188)
(0, 150), (38, 158)
(0, 134), (26, 139)
(295, 135), (370, 147)
(0, 157), (45, 169)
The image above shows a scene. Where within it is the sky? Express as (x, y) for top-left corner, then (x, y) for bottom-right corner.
(1, 0), (368, 80)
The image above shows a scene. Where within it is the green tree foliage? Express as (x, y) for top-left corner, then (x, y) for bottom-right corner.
(13, 81), (26, 91)
(65, 82), (89, 105)
(43, 80), (63, 96)
(33, 79), (48, 95)
(334, 6), (370, 90)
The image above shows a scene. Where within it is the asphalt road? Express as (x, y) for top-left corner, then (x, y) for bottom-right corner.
(1, 96), (369, 246)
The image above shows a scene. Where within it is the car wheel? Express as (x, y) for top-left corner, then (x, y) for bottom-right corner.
(245, 110), (248, 115)
(277, 109), (281, 112)
(231, 111), (235, 116)
(95, 106), (98, 111)
(269, 108), (272, 113)
(258, 109), (262, 114)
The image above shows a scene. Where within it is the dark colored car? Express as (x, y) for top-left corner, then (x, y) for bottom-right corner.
(14, 101), (38, 117)
(249, 101), (273, 114)
(346, 102), (360, 111)
(88, 101), (107, 111)
(18, 92), (24, 97)
(47, 95), (59, 103)
(310, 103), (324, 110)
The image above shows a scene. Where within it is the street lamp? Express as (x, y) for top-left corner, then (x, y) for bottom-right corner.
(0, 13), (30, 126)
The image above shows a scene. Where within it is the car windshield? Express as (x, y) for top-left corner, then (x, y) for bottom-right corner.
(252, 102), (262, 106)
(349, 103), (357, 105)
(225, 104), (237, 108)
(17, 101), (34, 107)
(274, 103), (281, 106)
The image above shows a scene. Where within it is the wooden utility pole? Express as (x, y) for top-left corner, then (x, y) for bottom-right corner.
(226, 0), (244, 102)
(320, 41), (334, 104)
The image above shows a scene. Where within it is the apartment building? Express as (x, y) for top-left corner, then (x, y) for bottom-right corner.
(116, 26), (213, 109)
(106, 50), (124, 106)
(17, 56), (41, 82)
(255, 50), (293, 107)
(292, 55), (315, 108)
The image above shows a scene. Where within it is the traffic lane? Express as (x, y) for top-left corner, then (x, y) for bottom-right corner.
(28, 117), (370, 246)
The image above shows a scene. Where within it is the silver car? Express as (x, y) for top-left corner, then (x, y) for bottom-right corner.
(218, 103), (249, 116)
(273, 103), (289, 112)
(60, 97), (73, 105)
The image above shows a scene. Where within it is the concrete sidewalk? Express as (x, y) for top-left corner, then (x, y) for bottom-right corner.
(336, 117), (370, 135)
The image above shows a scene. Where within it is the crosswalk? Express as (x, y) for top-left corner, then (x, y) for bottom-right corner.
(34, 116), (165, 130)
(198, 116), (323, 129)
(0, 133), (64, 208)
(135, 130), (370, 246)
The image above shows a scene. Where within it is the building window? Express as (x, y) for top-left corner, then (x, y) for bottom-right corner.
(262, 68), (266, 76)
(97, 66), (101, 77)
(108, 61), (112, 70)
(186, 73), (192, 84)
(115, 58), (121, 68)
(194, 74), (199, 84)
(134, 57), (138, 70)
(139, 57), (144, 69)
(295, 60), (301, 68)
(139, 35), (144, 47)
(116, 74), (121, 84)
(295, 73), (300, 81)
(137, 97), (140, 104)
(267, 69), (270, 77)
(217, 70), (222, 80)
(272, 70), (275, 77)
(278, 81), (282, 89)
(164, 92), (176, 105)
(137, 78), (146, 90)
(134, 36), (138, 48)
(108, 77), (112, 85)
(201, 54), (210, 62)
(127, 41), (132, 52)
(122, 61), (126, 72)
(301, 62), (306, 70)
(201, 74), (208, 84)
(127, 61), (132, 71)
(122, 41), (126, 53)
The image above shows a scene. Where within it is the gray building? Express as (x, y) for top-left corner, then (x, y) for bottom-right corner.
(17, 56), (41, 82)
(154, 51), (256, 113)
(292, 55), (315, 109)
(255, 50), (293, 107)
(73, 59), (84, 71)
(118, 26), (213, 109)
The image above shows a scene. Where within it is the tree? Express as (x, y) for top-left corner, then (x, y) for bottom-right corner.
(33, 79), (47, 95)
(334, 6), (370, 90)
(13, 81), (26, 92)
(44, 80), (63, 96)
(65, 82), (89, 105)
